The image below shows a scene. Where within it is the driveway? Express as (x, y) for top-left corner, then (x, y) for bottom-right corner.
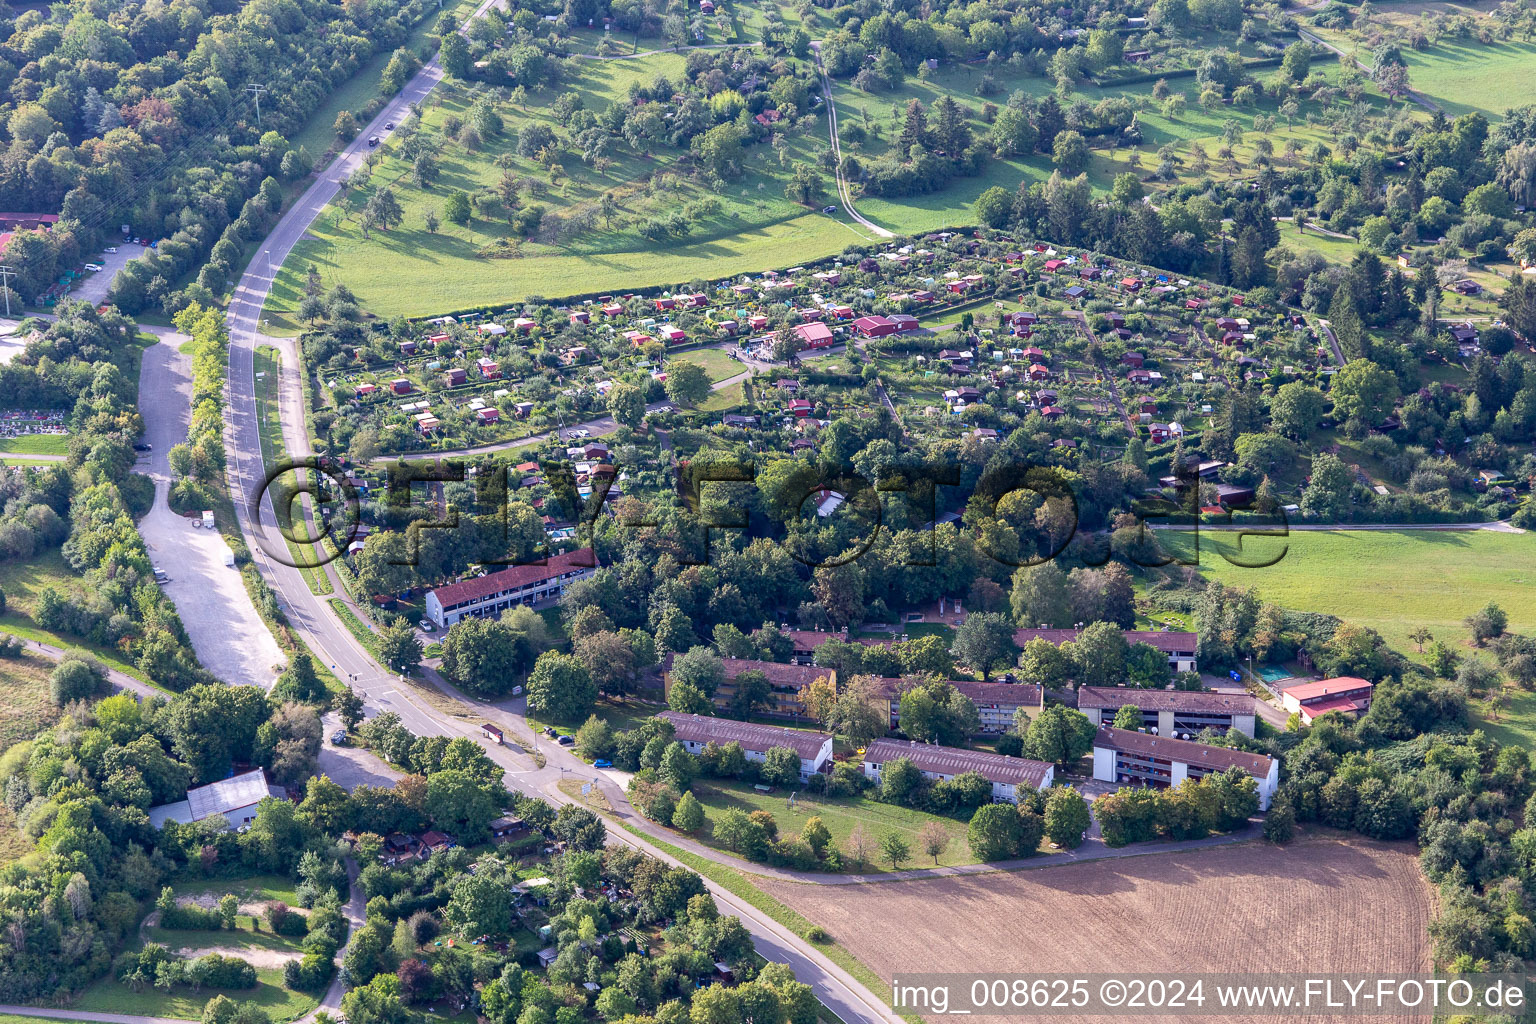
(73, 243), (150, 306)
(136, 334), (285, 687)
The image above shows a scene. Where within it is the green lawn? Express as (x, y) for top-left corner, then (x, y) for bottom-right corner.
(254, 346), (332, 595)
(0, 434), (68, 455)
(73, 964), (314, 1022)
(689, 778), (978, 872)
(1170, 529), (1535, 662)
(1396, 37), (1536, 118)
(0, 549), (161, 687)
(170, 874), (301, 905)
(63, 875), (318, 1021)
(669, 346), (739, 383)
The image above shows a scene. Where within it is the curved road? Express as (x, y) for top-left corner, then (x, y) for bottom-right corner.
(212, 10), (903, 1024)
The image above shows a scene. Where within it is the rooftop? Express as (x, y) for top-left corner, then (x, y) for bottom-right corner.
(1077, 686), (1255, 715)
(657, 711), (832, 760)
(1280, 676), (1373, 702)
(148, 769), (283, 828)
(1012, 628), (1198, 653)
(1093, 726), (1274, 777)
(864, 738), (1053, 788)
(429, 548), (597, 609)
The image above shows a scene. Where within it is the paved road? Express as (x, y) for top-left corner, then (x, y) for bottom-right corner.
(72, 243), (152, 306)
(138, 332), (285, 687)
(211, 6), (904, 1021)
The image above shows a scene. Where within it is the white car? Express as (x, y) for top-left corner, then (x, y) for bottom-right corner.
(84, 263), (103, 272)
(570, 428), (590, 438)
(105, 246), (118, 253)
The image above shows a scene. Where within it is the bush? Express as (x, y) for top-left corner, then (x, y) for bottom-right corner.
(803, 925), (830, 943)
(160, 902), (224, 931)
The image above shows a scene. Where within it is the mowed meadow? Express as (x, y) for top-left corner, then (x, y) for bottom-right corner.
(1171, 528), (1535, 660)
(263, 52), (874, 323)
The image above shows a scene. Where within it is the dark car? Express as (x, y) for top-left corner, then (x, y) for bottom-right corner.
(133, 442), (152, 452)
(367, 136), (380, 147)
(557, 735), (575, 746)
(822, 205), (838, 214)
(544, 727), (557, 737)
(331, 730), (347, 746)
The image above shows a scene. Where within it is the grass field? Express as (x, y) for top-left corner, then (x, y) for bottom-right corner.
(689, 779), (982, 872)
(669, 347), (740, 383)
(758, 833), (1429, 987)
(0, 434), (68, 456)
(254, 346), (332, 595)
(1395, 38), (1536, 118)
(262, 50), (869, 320)
(0, 649), (60, 753)
(0, 549), (159, 686)
(66, 875), (319, 1021)
(1169, 528), (1535, 661)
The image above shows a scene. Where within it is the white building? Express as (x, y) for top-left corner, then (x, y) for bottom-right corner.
(656, 711), (832, 781)
(424, 548), (598, 629)
(1091, 726), (1279, 811)
(148, 769), (285, 830)
(861, 738), (1054, 804)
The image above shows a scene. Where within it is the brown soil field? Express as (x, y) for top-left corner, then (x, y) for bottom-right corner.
(760, 833), (1431, 1024)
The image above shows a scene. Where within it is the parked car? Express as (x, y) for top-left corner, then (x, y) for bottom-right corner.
(593, 759), (613, 769)
(105, 246), (118, 253)
(557, 735), (575, 746)
(331, 730), (347, 746)
(569, 428), (590, 438)
(418, 619), (435, 632)
(367, 136), (380, 147)
(544, 727), (557, 737)
(133, 442), (151, 452)
(384, 121), (395, 130)
(822, 205), (838, 214)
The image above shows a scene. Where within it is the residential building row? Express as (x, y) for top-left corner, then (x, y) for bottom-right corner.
(657, 711), (1056, 805)
(424, 547), (599, 629)
(1091, 726), (1279, 810)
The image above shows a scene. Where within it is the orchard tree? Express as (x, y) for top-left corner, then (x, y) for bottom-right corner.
(664, 362), (712, 407)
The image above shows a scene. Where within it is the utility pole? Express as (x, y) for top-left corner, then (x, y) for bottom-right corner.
(246, 84), (267, 127)
(0, 266), (15, 317)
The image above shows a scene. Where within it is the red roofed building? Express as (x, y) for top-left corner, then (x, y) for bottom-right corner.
(795, 321), (835, 348)
(1044, 259), (1067, 271)
(1280, 677), (1374, 725)
(654, 297), (677, 311)
(852, 314), (897, 338)
(424, 548), (598, 629)
(788, 398), (814, 416)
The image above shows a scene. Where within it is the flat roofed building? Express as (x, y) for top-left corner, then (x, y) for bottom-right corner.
(1078, 686), (1257, 738)
(148, 769), (285, 830)
(1091, 726), (1278, 810)
(862, 738), (1053, 804)
(1013, 628), (1199, 675)
(1280, 676), (1374, 725)
(657, 711), (832, 780)
(424, 548), (597, 629)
